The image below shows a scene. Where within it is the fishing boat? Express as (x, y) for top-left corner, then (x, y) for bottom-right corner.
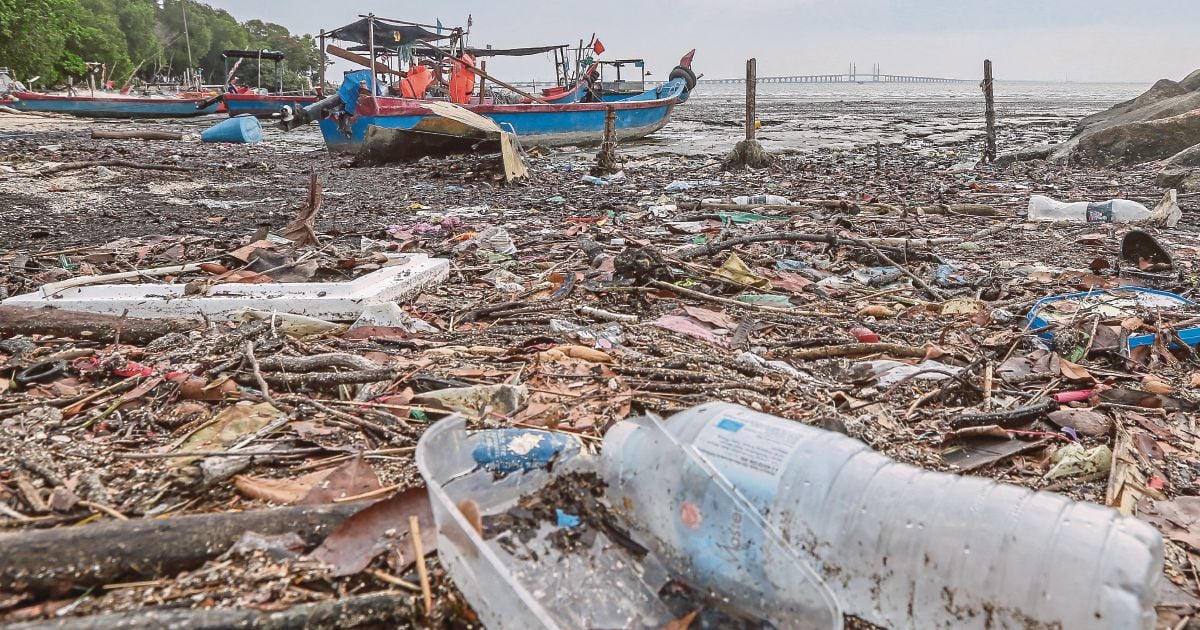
(283, 15), (696, 152)
(218, 50), (320, 118)
(5, 92), (221, 118)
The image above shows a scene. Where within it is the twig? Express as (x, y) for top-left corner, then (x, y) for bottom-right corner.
(858, 238), (944, 301)
(409, 515), (433, 615)
(789, 342), (930, 361)
(649, 280), (826, 316)
(244, 340), (276, 405)
(115, 448), (323, 459)
(278, 395), (406, 442)
(78, 500), (128, 521)
(577, 306), (639, 323)
(334, 483), (404, 503)
(39, 159), (198, 176)
(367, 568), (422, 592)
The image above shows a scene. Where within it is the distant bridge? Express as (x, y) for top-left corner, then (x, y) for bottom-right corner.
(700, 63), (974, 85)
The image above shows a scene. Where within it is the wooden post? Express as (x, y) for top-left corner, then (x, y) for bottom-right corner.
(983, 59), (996, 163)
(594, 105), (618, 174)
(318, 30), (326, 95)
(367, 14), (376, 96)
(745, 58), (757, 141)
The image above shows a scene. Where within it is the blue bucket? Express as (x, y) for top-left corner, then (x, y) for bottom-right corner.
(201, 114), (262, 144)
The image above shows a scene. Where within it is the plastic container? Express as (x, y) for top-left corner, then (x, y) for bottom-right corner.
(416, 416), (840, 629)
(603, 402), (1164, 630)
(1027, 195), (1151, 222)
(201, 114), (262, 143)
(1026, 286), (1200, 350)
(581, 175), (610, 185)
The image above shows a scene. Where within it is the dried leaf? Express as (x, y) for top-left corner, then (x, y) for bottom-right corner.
(309, 487), (435, 577)
(174, 402), (282, 465)
(659, 610), (700, 630)
(235, 468), (337, 504)
(281, 172), (321, 247)
(1046, 409), (1112, 437)
(857, 304), (897, 319)
(653, 314), (728, 347)
(1142, 375), (1174, 394)
(682, 306), (738, 330)
(302, 456), (381, 504)
(714, 252), (771, 289)
(1057, 357), (1094, 382)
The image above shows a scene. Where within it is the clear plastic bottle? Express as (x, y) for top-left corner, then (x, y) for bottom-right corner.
(733, 194), (791, 206)
(581, 175), (610, 186)
(1027, 195), (1152, 222)
(603, 402), (1163, 630)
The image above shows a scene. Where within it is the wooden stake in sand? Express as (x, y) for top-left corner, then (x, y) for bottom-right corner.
(982, 59), (996, 163)
(724, 58), (772, 169)
(593, 106), (618, 175)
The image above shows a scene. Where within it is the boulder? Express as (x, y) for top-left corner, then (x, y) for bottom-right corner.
(1180, 68), (1200, 92)
(1068, 109), (1200, 166)
(1155, 167), (1200, 192)
(1076, 78), (1188, 132)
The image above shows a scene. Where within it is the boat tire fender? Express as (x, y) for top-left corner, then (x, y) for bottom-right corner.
(669, 65), (697, 91)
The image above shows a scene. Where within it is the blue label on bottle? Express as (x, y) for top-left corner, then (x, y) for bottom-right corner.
(716, 418), (744, 432)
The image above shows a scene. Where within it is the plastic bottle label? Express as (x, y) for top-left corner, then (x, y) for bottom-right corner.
(1086, 201), (1114, 222)
(693, 415), (806, 499)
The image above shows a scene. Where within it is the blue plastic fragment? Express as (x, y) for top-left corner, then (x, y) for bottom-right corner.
(556, 509), (581, 528)
(471, 429), (579, 474)
(1025, 286), (1200, 350)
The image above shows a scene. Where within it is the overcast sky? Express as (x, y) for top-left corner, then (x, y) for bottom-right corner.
(202, 0), (1200, 83)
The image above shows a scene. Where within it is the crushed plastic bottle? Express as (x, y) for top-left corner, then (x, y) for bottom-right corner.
(1028, 189), (1180, 226)
(603, 402), (1163, 630)
(581, 175), (610, 185)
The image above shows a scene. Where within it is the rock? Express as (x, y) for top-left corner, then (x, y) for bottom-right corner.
(1162, 143), (1200, 170)
(1155, 167), (1200, 193)
(1067, 109), (1200, 166)
(994, 143), (1056, 167)
(1181, 68), (1200, 92)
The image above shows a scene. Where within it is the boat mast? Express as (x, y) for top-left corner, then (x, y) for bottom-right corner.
(181, 0), (193, 84)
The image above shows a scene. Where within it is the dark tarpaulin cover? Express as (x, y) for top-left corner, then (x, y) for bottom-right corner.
(328, 18), (448, 47)
(461, 45), (566, 57)
(222, 50), (286, 62)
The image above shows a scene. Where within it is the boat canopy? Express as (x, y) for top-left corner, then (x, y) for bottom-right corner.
(327, 18), (449, 47)
(462, 45), (567, 57)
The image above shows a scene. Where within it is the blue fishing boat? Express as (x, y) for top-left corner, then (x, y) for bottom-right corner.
(8, 92), (220, 118)
(218, 49), (320, 118)
(224, 93), (319, 117)
(314, 67), (693, 153)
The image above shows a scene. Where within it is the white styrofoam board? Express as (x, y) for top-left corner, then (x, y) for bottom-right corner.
(3, 254), (449, 322)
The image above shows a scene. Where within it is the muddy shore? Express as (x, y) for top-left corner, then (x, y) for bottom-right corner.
(1, 89), (1199, 629)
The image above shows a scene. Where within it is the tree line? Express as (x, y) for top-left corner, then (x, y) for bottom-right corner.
(0, 0), (320, 91)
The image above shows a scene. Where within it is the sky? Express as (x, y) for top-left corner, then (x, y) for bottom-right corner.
(201, 0), (1200, 84)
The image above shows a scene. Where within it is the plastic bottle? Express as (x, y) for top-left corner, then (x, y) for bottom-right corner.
(581, 175), (609, 186)
(733, 194), (791, 206)
(1027, 195), (1152, 222)
(602, 402), (1163, 630)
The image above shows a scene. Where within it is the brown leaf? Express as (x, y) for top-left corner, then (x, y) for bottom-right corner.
(457, 499), (483, 537)
(682, 306), (738, 330)
(309, 487), (435, 577)
(235, 468), (337, 504)
(857, 304), (897, 319)
(1057, 357), (1094, 382)
(1046, 409), (1112, 437)
(1142, 375), (1174, 394)
(302, 455), (381, 504)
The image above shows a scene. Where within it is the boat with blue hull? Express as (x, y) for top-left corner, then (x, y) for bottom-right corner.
(7, 92), (220, 118)
(315, 69), (691, 153)
(224, 93), (319, 118)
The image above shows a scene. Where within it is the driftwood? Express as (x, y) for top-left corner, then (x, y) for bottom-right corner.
(0, 306), (203, 344)
(4, 591), (416, 629)
(680, 200), (1000, 217)
(0, 501), (371, 593)
(89, 129), (182, 141)
(39, 160), (197, 176)
(672, 231), (956, 261)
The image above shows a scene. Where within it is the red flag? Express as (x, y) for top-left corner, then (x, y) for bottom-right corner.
(592, 39), (605, 55)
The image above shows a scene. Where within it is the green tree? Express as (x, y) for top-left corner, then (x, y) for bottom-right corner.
(242, 19), (318, 91)
(0, 0), (88, 85)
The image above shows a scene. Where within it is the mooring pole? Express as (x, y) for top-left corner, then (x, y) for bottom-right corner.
(745, 58), (757, 141)
(318, 30), (326, 95)
(983, 59), (996, 163)
(367, 14), (377, 96)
